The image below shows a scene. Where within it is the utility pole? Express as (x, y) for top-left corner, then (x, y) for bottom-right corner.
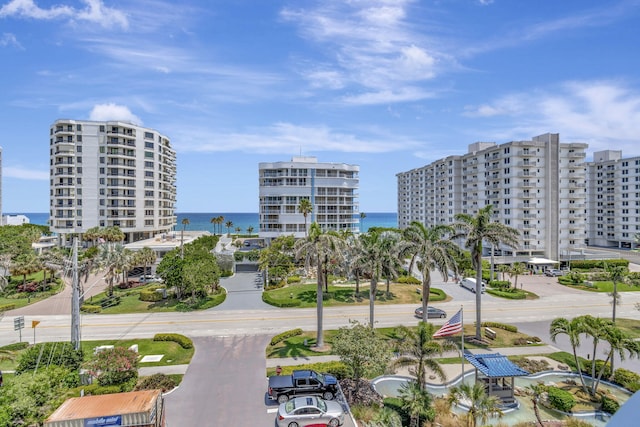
(71, 237), (81, 350)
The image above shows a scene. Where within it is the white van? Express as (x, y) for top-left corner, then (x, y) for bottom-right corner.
(460, 277), (485, 293)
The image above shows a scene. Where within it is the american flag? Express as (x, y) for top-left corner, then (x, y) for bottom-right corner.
(433, 308), (463, 338)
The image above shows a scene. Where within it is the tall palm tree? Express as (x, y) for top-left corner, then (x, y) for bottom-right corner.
(509, 262), (527, 289)
(216, 215), (224, 235)
(600, 324), (640, 387)
(225, 220), (233, 236)
(345, 234), (364, 297)
(210, 217), (217, 235)
(550, 316), (588, 390)
(497, 264), (510, 282)
(247, 226), (254, 236)
(403, 222), (458, 323)
(97, 243), (129, 296)
(526, 383), (545, 427)
(391, 322), (457, 389)
(180, 217), (190, 257)
(448, 382), (503, 427)
(137, 246), (157, 276)
(605, 263), (627, 323)
(294, 222), (345, 348)
(453, 205), (519, 339)
(359, 212), (367, 232)
(298, 198), (313, 237)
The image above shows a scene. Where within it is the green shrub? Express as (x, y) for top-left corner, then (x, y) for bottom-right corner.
(153, 333), (193, 349)
(397, 275), (420, 285)
(383, 397), (410, 426)
(287, 275), (302, 284)
(270, 328), (304, 346)
(98, 295), (121, 308)
(613, 368), (640, 391)
(488, 280), (511, 289)
(262, 292), (301, 307)
(233, 252), (245, 261)
(135, 373), (177, 392)
(81, 304), (102, 313)
(0, 342), (29, 351)
(139, 288), (164, 302)
(0, 303), (16, 312)
(17, 342), (83, 374)
(547, 386), (576, 412)
(481, 322), (518, 333)
(220, 270), (233, 277)
(601, 395), (620, 414)
(570, 259), (629, 270)
(486, 288), (527, 299)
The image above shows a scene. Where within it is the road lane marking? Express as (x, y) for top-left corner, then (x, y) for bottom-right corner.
(267, 408), (278, 414)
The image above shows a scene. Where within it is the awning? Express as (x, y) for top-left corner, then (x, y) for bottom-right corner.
(526, 257), (559, 265)
(464, 353), (530, 378)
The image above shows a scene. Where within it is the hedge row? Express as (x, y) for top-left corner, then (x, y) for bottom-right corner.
(0, 303), (16, 312)
(262, 292), (301, 307)
(613, 368), (640, 392)
(397, 275), (420, 285)
(140, 288), (164, 302)
(481, 322), (518, 333)
(570, 259), (629, 270)
(153, 333), (193, 349)
(81, 304), (102, 313)
(267, 361), (349, 379)
(270, 328), (304, 346)
(486, 289), (527, 299)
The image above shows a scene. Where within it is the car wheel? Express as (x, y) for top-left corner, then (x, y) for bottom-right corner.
(323, 391), (334, 400)
(287, 422), (299, 427)
(440, 314), (446, 318)
(328, 418), (340, 427)
(277, 394), (289, 404)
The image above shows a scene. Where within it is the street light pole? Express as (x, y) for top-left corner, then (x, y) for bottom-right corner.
(71, 237), (81, 350)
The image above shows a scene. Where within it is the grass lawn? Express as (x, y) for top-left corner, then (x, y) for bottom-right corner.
(266, 322), (543, 359)
(81, 339), (194, 366)
(592, 281), (640, 292)
(85, 286), (226, 314)
(264, 282), (447, 308)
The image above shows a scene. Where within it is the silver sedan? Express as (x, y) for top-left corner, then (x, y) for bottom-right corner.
(276, 396), (345, 427)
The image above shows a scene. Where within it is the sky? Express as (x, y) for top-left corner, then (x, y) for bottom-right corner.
(1, 0), (640, 214)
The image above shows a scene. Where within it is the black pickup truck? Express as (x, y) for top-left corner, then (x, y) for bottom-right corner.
(268, 369), (338, 404)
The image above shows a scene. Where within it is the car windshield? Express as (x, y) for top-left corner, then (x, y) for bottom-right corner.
(315, 397), (326, 412)
(314, 372), (325, 384)
(284, 400), (296, 413)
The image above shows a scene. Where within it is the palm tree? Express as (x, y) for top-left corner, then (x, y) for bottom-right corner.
(97, 243), (130, 296)
(359, 212), (367, 232)
(234, 226), (241, 235)
(497, 264), (510, 282)
(580, 315), (609, 387)
(403, 222), (458, 323)
(399, 379), (433, 427)
(453, 205), (519, 339)
(216, 215), (224, 235)
(294, 222), (345, 348)
(345, 234), (364, 297)
(225, 220), (233, 236)
(526, 383), (545, 427)
(104, 226), (125, 242)
(298, 198), (313, 237)
(210, 217), (217, 235)
(10, 252), (40, 287)
(448, 382), (503, 427)
(381, 233), (404, 297)
(247, 226), (254, 236)
(605, 263), (627, 323)
(509, 262), (527, 290)
(550, 317), (588, 391)
(391, 322), (457, 389)
(180, 217), (190, 257)
(137, 246), (157, 276)
(600, 324), (640, 387)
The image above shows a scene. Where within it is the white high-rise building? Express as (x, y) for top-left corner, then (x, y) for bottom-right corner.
(49, 120), (176, 243)
(586, 150), (640, 249)
(397, 133), (588, 261)
(258, 156), (359, 240)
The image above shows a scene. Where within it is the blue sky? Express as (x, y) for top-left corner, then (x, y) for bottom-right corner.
(1, 0), (640, 214)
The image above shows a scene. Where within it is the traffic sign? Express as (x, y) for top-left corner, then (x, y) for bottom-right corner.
(32, 320), (40, 328)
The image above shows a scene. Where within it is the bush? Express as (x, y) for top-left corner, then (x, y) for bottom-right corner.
(99, 295), (121, 308)
(153, 333), (193, 349)
(0, 342), (29, 351)
(613, 368), (640, 391)
(139, 288), (164, 302)
(0, 303), (16, 312)
(481, 322), (518, 333)
(397, 275), (420, 285)
(81, 304), (102, 313)
(570, 259), (629, 270)
(547, 386), (576, 412)
(287, 275), (302, 284)
(486, 288), (527, 299)
(601, 395), (620, 414)
(488, 280), (511, 289)
(85, 347), (138, 387)
(270, 328), (304, 346)
(135, 373), (177, 392)
(262, 292), (301, 307)
(17, 342), (83, 374)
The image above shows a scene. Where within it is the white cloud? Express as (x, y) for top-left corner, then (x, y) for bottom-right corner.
(0, 32), (21, 48)
(174, 122), (420, 155)
(462, 80), (640, 154)
(281, 0), (446, 105)
(0, 0), (128, 29)
(4, 166), (49, 180)
(89, 104), (143, 125)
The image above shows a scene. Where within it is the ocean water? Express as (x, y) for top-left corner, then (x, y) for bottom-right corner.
(8, 212), (398, 233)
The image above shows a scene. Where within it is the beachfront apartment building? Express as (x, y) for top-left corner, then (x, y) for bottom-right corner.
(49, 120), (177, 244)
(258, 156), (359, 240)
(586, 150), (640, 250)
(397, 133), (589, 262)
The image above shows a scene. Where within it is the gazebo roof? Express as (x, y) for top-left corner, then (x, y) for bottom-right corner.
(464, 353), (530, 378)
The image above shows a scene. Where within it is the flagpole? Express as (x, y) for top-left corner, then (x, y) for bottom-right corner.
(461, 305), (465, 384)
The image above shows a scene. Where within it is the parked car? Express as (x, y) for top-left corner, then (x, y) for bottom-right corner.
(139, 275), (163, 283)
(276, 396), (345, 427)
(544, 269), (564, 277)
(268, 369), (338, 404)
(414, 306), (447, 319)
